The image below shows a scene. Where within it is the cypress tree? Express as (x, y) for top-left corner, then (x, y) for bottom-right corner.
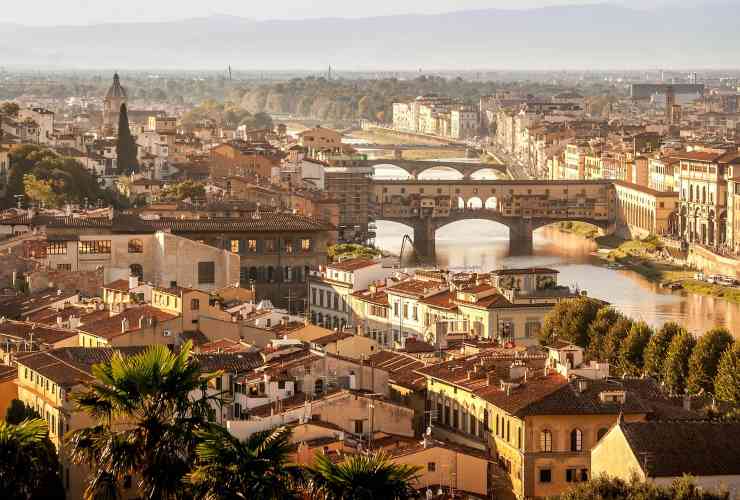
(714, 343), (740, 404)
(687, 328), (734, 395)
(662, 330), (696, 395)
(116, 103), (139, 175)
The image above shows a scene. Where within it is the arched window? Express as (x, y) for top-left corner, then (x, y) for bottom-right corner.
(128, 238), (143, 253)
(570, 428), (583, 452)
(540, 430), (552, 452)
(597, 428), (608, 441)
(129, 264), (143, 279)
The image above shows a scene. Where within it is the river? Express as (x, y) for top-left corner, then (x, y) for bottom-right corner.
(370, 164), (740, 337)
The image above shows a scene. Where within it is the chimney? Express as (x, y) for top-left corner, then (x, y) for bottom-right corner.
(121, 317), (129, 333)
(129, 274), (139, 290)
(487, 371), (497, 386)
(139, 315), (145, 329)
(576, 379), (588, 393)
(56, 316), (63, 328)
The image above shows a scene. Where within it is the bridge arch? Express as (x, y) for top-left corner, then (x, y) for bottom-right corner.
(485, 196), (498, 210)
(417, 166), (464, 180)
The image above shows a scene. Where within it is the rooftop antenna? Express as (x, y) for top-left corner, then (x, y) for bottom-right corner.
(228, 65), (232, 81)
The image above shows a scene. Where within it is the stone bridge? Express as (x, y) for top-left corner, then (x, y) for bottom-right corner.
(358, 159), (509, 180)
(371, 179), (616, 259)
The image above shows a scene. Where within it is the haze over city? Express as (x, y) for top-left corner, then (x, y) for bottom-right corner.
(0, 2), (739, 500)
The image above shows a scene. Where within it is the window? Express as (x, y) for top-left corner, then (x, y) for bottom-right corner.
(128, 238), (143, 253)
(566, 468), (577, 483)
(427, 462), (436, 472)
(403, 303), (409, 319)
(191, 298), (200, 310)
(47, 242), (67, 255)
(394, 302), (399, 317)
(230, 239), (240, 253)
(78, 240), (111, 254)
(130, 264), (143, 279)
(354, 419), (364, 434)
(247, 239), (257, 252)
(301, 238), (311, 251)
(540, 430), (552, 452)
(283, 240), (293, 254)
(580, 469), (589, 482)
(264, 239), (276, 252)
(539, 469), (552, 483)
(570, 428), (583, 452)
(312, 288), (317, 305)
(413, 305), (418, 321)
(57, 264), (72, 271)
(198, 262), (215, 285)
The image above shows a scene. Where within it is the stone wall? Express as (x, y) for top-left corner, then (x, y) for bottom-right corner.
(28, 268), (105, 296)
(687, 245), (740, 278)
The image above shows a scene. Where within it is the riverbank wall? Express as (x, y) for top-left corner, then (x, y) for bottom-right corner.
(688, 245), (740, 279)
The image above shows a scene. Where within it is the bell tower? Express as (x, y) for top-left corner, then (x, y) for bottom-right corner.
(103, 73), (127, 135)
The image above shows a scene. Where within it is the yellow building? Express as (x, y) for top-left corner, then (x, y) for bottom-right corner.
(592, 420), (740, 498)
(418, 343), (694, 499)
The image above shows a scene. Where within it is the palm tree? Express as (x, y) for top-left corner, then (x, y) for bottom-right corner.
(67, 341), (222, 500)
(306, 451), (421, 500)
(189, 425), (302, 500)
(0, 418), (63, 500)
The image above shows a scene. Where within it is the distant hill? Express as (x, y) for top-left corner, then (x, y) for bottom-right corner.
(0, 3), (737, 69)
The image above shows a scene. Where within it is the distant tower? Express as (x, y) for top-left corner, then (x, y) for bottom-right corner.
(103, 73), (127, 134)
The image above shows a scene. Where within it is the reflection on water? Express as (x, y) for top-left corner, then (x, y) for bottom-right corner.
(374, 219), (740, 337)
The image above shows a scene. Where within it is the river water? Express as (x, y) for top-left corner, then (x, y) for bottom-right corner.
(370, 164), (740, 337)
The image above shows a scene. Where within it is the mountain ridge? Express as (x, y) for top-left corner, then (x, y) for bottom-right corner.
(0, 3), (736, 70)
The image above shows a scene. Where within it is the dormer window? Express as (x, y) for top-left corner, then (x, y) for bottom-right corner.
(599, 390), (626, 404)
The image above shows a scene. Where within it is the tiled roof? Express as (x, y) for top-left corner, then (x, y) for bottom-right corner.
(387, 279), (448, 298)
(368, 350), (427, 390)
(0, 319), (77, 345)
(328, 258), (379, 272)
(619, 421), (740, 477)
(103, 279), (131, 292)
(352, 290), (389, 307)
(80, 306), (178, 339)
(16, 346), (263, 388)
(491, 268), (559, 276)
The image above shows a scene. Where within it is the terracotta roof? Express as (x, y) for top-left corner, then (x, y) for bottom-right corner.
(368, 350), (427, 390)
(0, 320), (77, 346)
(80, 305), (178, 339)
(387, 279), (448, 298)
(352, 290), (389, 307)
(619, 421), (740, 477)
(328, 259), (379, 272)
(420, 291), (458, 311)
(674, 151), (724, 162)
(491, 268), (559, 276)
(103, 279), (131, 292)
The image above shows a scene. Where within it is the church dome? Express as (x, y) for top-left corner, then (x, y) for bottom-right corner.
(105, 73), (127, 99)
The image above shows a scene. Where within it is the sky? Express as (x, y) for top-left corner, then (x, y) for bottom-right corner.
(2, 0), (687, 26)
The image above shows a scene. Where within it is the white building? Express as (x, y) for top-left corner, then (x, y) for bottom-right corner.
(308, 258), (395, 330)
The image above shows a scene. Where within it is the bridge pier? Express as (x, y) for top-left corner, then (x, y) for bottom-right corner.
(412, 219), (437, 262)
(509, 220), (534, 254)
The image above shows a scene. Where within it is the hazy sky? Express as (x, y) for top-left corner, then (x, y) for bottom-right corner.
(3, 0), (686, 26)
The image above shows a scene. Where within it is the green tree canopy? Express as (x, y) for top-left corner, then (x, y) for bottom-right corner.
(714, 343), (740, 404)
(116, 103), (139, 175)
(600, 317), (634, 369)
(68, 341), (222, 499)
(644, 322), (685, 379)
(188, 425), (301, 499)
(586, 307), (622, 361)
(160, 180), (206, 201)
(306, 451), (420, 500)
(5, 399), (41, 425)
(3, 144), (118, 209)
(0, 418), (64, 500)
(539, 297), (603, 348)
(663, 330), (697, 395)
(687, 327), (734, 395)
(558, 475), (729, 500)
(0, 102), (20, 116)
(619, 321), (653, 376)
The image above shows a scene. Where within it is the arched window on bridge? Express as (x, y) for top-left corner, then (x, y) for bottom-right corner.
(466, 197), (483, 210)
(457, 196), (465, 210)
(485, 196), (498, 210)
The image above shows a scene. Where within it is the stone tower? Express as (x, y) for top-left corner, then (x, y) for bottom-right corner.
(102, 73), (127, 135)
